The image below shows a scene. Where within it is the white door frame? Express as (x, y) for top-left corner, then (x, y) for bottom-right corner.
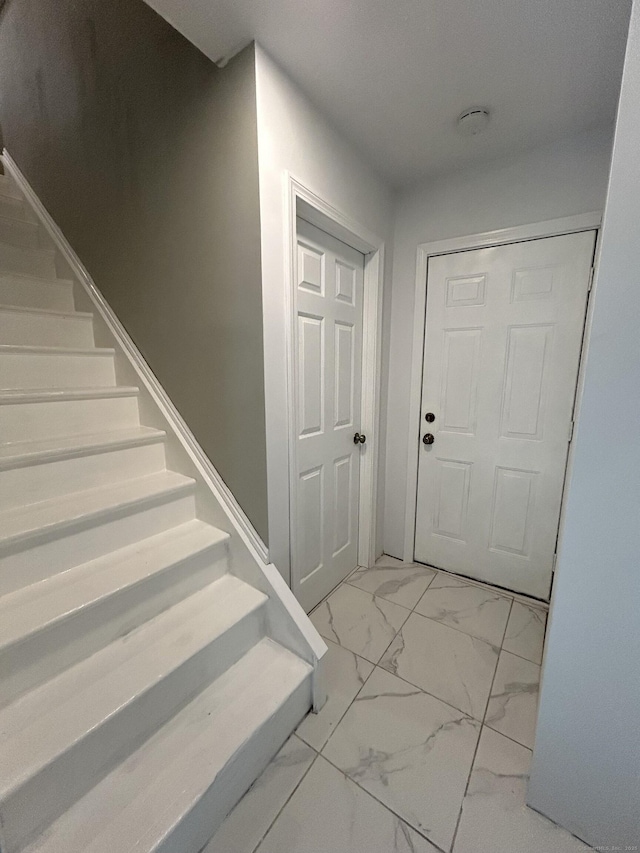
(284, 174), (385, 600)
(403, 212), (602, 567)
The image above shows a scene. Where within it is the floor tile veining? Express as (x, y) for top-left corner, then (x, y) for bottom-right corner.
(204, 558), (592, 853)
(322, 667), (480, 851)
(348, 560), (437, 609)
(485, 651), (541, 749)
(380, 612), (499, 720)
(502, 601), (547, 665)
(414, 573), (512, 646)
(309, 582), (409, 663)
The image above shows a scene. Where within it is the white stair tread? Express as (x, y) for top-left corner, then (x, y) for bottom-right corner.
(0, 190), (24, 207)
(23, 639), (312, 853)
(0, 470), (195, 548)
(0, 240), (53, 257)
(0, 386), (139, 404)
(0, 194), (24, 208)
(0, 208), (35, 225)
(0, 273), (73, 289)
(0, 426), (166, 469)
(0, 519), (228, 652)
(0, 575), (267, 797)
(0, 343), (113, 356)
(0, 303), (92, 319)
(0, 211), (38, 231)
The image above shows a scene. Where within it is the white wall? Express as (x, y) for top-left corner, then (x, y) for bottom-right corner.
(254, 45), (393, 582)
(528, 2), (640, 845)
(384, 126), (614, 558)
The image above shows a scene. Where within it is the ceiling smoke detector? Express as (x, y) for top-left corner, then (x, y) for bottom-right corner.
(456, 107), (491, 137)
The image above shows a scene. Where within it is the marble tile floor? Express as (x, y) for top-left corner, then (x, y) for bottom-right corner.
(203, 556), (591, 853)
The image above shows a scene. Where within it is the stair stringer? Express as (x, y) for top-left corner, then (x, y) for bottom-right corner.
(1, 149), (328, 713)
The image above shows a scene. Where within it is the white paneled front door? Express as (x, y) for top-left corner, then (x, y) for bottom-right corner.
(414, 231), (596, 599)
(293, 218), (365, 612)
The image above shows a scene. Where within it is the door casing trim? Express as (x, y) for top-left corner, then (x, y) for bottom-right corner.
(403, 213), (602, 588)
(284, 174), (385, 606)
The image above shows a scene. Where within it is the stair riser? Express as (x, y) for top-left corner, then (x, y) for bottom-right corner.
(0, 277), (75, 312)
(0, 544), (229, 708)
(0, 351), (115, 390)
(0, 310), (94, 348)
(1, 442), (166, 510)
(0, 244), (56, 279)
(160, 674), (312, 853)
(0, 217), (40, 249)
(0, 491), (196, 595)
(0, 394), (140, 442)
(2, 606), (265, 852)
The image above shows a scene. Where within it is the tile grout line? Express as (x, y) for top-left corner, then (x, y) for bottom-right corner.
(313, 578), (415, 618)
(317, 749), (449, 853)
(399, 602), (511, 651)
(307, 560), (383, 618)
(420, 565), (440, 596)
(322, 578), (512, 651)
(481, 723), (536, 752)
(502, 603), (548, 664)
(499, 646), (544, 667)
(304, 575), (454, 848)
(448, 596), (515, 853)
(346, 562), (440, 601)
(481, 644), (543, 749)
(248, 747), (321, 853)
(315, 573), (542, 724)
(297, 643), (378, 753)
(378, 555), (550, 613)
(296, 651), (447, 844)
(312, 703), (588, 853)
(342, 574), (434, 608)
(347, 564), (520, 644)
(313, 587), (415, 666)
(314, 576), (477, 853)
(370, 662), (487, 726)
(251, 648), (376, 853)
(308, 569), (546, 851)
(377, 609), (412, 667)
(415, 574), (513, 602)
(315, 578), (514, 725)
(318, 563), (545, 642)
(307, 571), (356, 617)
(479, 722), (538, 753)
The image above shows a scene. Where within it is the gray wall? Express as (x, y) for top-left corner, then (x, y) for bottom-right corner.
(528, 1), (640, 846)
(0, 1), (269, 541)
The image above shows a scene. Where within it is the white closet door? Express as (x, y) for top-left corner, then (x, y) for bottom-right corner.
(294, 217), (365, 612)
(415, 230), (596, 599)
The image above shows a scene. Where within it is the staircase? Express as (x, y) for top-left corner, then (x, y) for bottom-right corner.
(0, 168), (318, 853)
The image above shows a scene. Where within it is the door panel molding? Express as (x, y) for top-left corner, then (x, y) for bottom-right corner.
(403, 213), (601, 600)
(285, 176), (385, 611)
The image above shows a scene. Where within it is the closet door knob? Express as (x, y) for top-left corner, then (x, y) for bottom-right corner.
(422, 433), (435, 445)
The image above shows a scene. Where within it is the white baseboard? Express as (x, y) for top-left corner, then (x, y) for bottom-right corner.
(2, 149), (270, 564)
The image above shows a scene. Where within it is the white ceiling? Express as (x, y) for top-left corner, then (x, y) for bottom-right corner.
(145, 0), (631, 187)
